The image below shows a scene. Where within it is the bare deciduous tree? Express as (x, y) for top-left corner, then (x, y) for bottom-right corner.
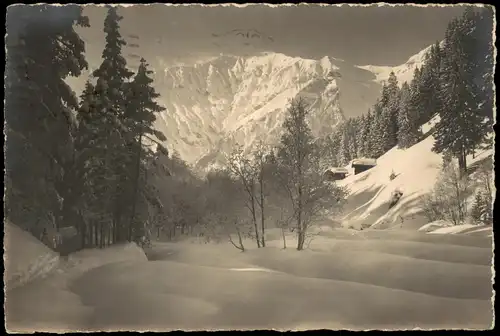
(227, 145), (261, 248)
(276, 98), (348, 250)
(204, 168), (248, 251)
(421, 160), (471, 225)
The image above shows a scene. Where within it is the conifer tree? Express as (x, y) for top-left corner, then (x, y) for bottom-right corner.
(5, 5), (89, 232)
(368, 100), (386, 158)
(77, 77), (127, 246)
(348, 117), (360, 160)
(379, 72), (400, 152)
(93, 6), (134, 112)
(408, 67), (426, 132)
(357, 113), (368, 158)
(397, 82), (421, 148)
(338, 122), (351, 166)
(432, 10), (488, 176)
(125, 57), (167, 238)
(361, 109), (374, 158)
(417, 42), (443, 125)
(91, 5), (137, 242)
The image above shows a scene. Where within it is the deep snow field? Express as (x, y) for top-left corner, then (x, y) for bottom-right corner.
(5, 225), (494, 332)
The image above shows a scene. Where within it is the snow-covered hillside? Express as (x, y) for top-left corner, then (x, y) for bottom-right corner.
(337, 120), (494, 233)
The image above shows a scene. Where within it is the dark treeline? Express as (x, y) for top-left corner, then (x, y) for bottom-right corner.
(319, 7), (494, 175)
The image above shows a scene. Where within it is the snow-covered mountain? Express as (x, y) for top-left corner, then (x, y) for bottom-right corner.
(356, 42), (442, 86)
(66, 45), (436, 171)
(151, 52), (389, 170)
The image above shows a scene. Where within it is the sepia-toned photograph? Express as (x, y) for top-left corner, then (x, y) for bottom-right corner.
(4, 3), (495, 332)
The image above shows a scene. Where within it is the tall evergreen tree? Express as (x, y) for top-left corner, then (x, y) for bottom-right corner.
(432, 10), (489, 175)
(77, 77), (127, 246)
(468, 6), (495, 152)
(361, 109), (374, 158)
(348, 117), (360, 159)
(472, 6), (495, 152)
(91, 5), (137, 242)
(368, 100), (385, 158)
(379, 71), (400, 152)
(397, 82), (421, 148)
(338, 122), (351, 166)
(93, 6), (134, 111)
(5, 5), (89, 233)
(408, 67), (425, 132)
(417, 42), (443, 125)
(357, 113), (368, 158)
(125, 57), (167, 239)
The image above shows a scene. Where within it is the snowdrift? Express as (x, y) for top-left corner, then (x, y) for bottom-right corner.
(64, 234), (492, 331)
(6, 241), (148, 333)
(64, 242), (148, 275)
(4, 221), (60, 292)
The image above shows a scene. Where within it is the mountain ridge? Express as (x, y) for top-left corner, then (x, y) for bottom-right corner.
(65, 45), (433, 171)
(152, 52), (351, 170)
(151, 48), (430, 171)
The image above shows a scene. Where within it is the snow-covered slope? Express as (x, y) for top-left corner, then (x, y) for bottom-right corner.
(337, 119), (494, 232)
(4, 221), (60, 291)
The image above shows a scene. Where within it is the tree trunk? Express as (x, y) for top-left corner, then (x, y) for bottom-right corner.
(259, 174), (266, 247)
(93, 222), (98, 247)
(237, 229), (245, 252)
(228, 225), (245, 251)
(250, 189), (260, 248)
(98, 222), (102, 248)
(129, 133), (143, 242)
(79, 212), (86, 250)
(281, 226), (287, 249)
(107, 225), (112, 246)
(297, 170), (304, 251)
(457, 144), (467, 178)
(113, 213), (121, 243)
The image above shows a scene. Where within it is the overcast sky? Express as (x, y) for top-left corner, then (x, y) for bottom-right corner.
(78, 4), (467, 68)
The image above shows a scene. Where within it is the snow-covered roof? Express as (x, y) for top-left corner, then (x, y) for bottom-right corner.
(351, 158), (377, 166)
(324, 167), (349, 174)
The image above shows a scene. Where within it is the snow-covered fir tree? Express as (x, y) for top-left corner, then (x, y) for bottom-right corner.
(5, 4), (89, 232)
(416, 42), (443, 125)
(432, 8), (490, 176)
(397, 82), (421, 148)
(379, 72), (400, 153)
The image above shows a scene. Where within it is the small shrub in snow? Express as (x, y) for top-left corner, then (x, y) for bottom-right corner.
(470, 190), (493, 225)
(389, 170), (397, 181)
(420, 160), (470, 225)
(388, 189), (403, 209)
